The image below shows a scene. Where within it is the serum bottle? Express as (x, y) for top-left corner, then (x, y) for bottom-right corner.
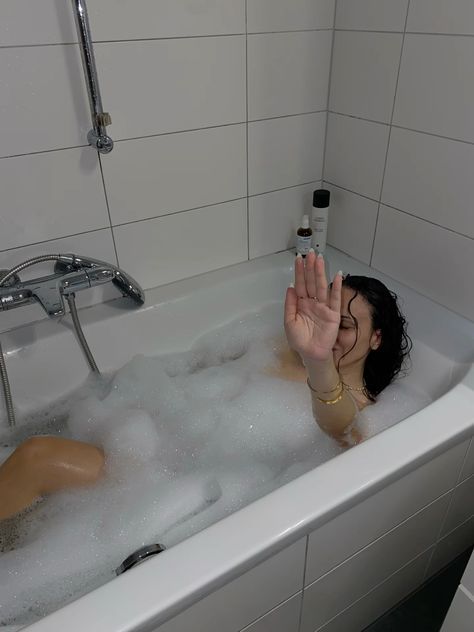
(296, 215), (313, 257)
(311, 189), (330, 255)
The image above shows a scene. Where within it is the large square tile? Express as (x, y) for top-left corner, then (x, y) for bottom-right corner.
(305, 442), (467, 587)
(407, 0), (474, 35)
(372, 206), (474, 321)
(394, 34), (474, 143)
(114, 200), (248, 290)
(325, 185), (378, 264)
(102, 125), (246, 225)
(336, 0), (409, 32)
(382, 127), (474, 238)
(304, 550), (432, 632)
(249, 182), (321, 259)
(95, 37), (246, 140)
(0, 229), (117, 333)
(248, 113), (326, 195)
(0, 45), (89, 157)
(329, 31), (403, 123)
(442, 477), (474, 537)
(0, 148), (109, 250)
(303, 496), (448, 631)
(88, 0), (245, 40)
(324, 114), (389, 199)
(0, 0), (76, 46)
(155, 539), (305, 632)
(248, 31), (332, 120)
(247, 0), (335, 33)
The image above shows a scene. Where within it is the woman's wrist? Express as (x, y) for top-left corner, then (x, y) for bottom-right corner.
(304, 356), (340, 394)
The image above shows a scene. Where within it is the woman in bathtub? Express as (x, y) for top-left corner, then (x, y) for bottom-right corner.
(272, 249), (411, 446)
(0, 250), (410, 523)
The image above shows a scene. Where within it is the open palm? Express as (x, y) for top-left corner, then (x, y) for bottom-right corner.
(284, 252), (343, 362)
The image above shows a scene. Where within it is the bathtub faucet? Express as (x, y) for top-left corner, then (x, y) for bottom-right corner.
(0, 254), (144, 318)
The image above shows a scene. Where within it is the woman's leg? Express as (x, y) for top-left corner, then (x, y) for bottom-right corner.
(0, 437), (105, 520)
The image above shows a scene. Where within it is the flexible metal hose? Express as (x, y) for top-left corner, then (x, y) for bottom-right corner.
(0, 254), (62, 287)
(66, 294), (100, 374)
(0, 339), (15, 427)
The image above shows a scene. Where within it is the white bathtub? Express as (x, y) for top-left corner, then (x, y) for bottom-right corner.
(1, 247), (474, 632)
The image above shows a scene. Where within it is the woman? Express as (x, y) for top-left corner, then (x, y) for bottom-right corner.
(282, 250), (411, 445)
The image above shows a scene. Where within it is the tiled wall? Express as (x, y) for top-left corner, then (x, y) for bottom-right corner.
(0, 0), (335, 331)
(325, 0), (474, 321)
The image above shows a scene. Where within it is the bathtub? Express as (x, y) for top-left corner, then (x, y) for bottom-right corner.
(1, 247), (473, 632)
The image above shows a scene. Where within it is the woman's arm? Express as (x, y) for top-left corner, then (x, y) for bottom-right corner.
(284, 251), (359, 441)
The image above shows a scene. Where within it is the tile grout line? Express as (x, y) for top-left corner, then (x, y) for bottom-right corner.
(245, 0), (250, 261)
(369, 0), (411, 266)
(98, 153), (120, 268)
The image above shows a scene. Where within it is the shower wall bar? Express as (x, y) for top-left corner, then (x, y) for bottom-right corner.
(71, 0), (114, 154)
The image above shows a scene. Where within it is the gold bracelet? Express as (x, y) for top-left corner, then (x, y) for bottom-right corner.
(306, 377), (342, 395)
(307, 378), (344, 405)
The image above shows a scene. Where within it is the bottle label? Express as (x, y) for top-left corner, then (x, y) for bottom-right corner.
(296, 234), (312, 255)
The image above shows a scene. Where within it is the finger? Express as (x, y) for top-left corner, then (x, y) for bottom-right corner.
(284, 286), (298, 326)
(305, 249), (317, 298)
(329, 270), (343, 313)
(294, 254), (308, 298)
(315, 253), (328, 303)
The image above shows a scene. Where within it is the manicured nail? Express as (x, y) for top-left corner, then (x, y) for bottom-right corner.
(309, 247), (315, 253)
(289, 282), (294, 288)
(317, 253), (324, 259)
(296, 252), (303, 259)
(337, 270), (343, 276)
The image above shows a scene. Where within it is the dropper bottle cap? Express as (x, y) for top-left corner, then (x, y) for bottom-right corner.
(301, 214), (310, 228)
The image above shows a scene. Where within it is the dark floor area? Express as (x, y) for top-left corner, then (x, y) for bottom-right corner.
(363, 547), (473, 632)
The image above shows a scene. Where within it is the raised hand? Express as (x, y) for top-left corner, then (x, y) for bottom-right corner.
(284, 251), (343, 362)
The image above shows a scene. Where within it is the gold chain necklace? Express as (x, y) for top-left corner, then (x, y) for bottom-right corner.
(342, 382), (368, 397)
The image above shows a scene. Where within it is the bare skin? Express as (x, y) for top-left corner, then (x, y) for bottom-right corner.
(282, 250), (381, 445)
(0, 437), (104, 521)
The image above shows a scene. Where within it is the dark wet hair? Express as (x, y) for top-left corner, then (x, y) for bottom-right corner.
(339, 275), (412, 401)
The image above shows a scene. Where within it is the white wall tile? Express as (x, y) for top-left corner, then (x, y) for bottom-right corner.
(315, 550), (431, 632)
(329, 31), (403, 123)
(248, 31), (332, 120)
(240, 593), (301, 632)
(155, 539), (305, 632)
(442, 477), (474, 536)
(394, 34), (474, 143)
(89, 0), (246, 41)
(382, 127), (474, 238)
(248, 113), (326, 195)
(249, 182), (320, 259)
(325, 185), (378, 264)
(114, 200), (247, 290)
(102, 125), (246, 225)
(408, 0), (474, 35)
(324, 114), (389, 199)
(95, 37), (246, 140)
(427, 518), (474, 579)
(462, 549), (474, 596)
(302, 496), (449, 632)
(0, 149), (108, 251)
(440, 587), (474, 632)
(372, 206), (474, 321)
(306, 441), (467, 586)
(0, 1), (76, 46)
(247, 0), (335, 33)
(336, 0), (409, 32)
(0, 45), (89, 157)
(461, 440), (474, 481)
(0, 230), (117, 333)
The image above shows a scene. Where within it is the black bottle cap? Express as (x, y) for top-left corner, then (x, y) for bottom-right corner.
(313, 189), (330, 208)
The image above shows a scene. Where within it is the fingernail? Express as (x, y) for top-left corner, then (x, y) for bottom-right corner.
(337, 270), (343, 276)
(296, 253), (303, 259)
(309, 247), (315, 253)
(317, 253), (324, 259)
(289, 282), (294, 288)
